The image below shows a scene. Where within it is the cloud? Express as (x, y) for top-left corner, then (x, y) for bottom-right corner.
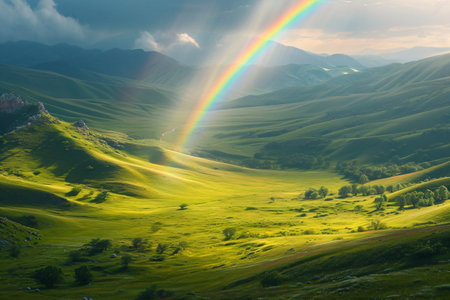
(134, 31), (200, 53)
(176, 33), (200, 48)
(0, 0), (85, 44)
(134, 31), (162, 51)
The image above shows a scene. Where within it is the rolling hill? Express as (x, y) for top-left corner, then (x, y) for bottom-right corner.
(185, 54), (450, 167)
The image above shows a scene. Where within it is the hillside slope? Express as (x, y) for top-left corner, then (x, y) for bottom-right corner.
(188, 54), (450, 166)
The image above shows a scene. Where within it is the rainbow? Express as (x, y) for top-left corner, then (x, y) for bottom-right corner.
(176, 0), (328, 149)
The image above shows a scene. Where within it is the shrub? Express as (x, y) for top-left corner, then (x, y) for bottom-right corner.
(74, 266), (92, 285)
(156, 243), (168, 254)
(338, 186), (352, 198)
(304, 188), (319, 199)
(121, 255), (132, 269)
(68, 250), (86, 263)
(179, 203), (188, 210)
(371, 220), (387, 230)
(357, 226), (365, 232)
(9, 245), (20, 258)
(319, 186), (329, 198)
(151, 222), (162, 233)
(303, 229), (315, 235)
(34, 266), (64, 288)
(85, 238), (111, 255)
(132, 238), (144, 250)
(66, 187), (82, 197)
(92, 191), (108, 203)
(135, 285), (172, 300)
(260, 271), (286, 287)
(223, 227), (237, 241)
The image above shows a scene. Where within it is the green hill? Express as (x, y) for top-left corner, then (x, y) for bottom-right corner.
(187, 54), (450, 167)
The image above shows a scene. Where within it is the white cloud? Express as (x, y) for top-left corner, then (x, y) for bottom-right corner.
(134, 32), (200, 53)
(134, 31), (162, 51)
(0, 0), (85, 44)
(176, 33), (200, 48)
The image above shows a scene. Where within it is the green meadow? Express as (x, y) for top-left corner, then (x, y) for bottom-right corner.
(0, 114), (449, 299)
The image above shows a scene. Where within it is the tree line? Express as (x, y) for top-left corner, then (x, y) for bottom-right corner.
(336, 161), (423, 183)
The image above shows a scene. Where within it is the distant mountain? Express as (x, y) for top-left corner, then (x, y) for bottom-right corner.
(355, 47), (450, 67)
(241, 42), (365, 69)
(0, 41), (192, 88)
(191, 54), (450, 165)
(381, 47), (450, 63)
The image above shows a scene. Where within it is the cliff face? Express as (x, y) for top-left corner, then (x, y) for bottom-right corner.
(0, 94), (26, 114)
(0, 93), (48, 135)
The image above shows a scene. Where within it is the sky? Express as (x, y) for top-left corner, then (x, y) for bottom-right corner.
(0, 0), (449, 56)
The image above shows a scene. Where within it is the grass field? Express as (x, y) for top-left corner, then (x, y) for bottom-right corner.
(0, 116), (449, 299)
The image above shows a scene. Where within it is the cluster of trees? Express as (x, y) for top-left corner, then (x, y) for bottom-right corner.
(338, 184), (387, 198)
(336, 161), (423, 183)
(395, 185), (449, 209)
(304, 186), (329, 199)
(33, 265), (92, 288)
(277, 154), (328, 169)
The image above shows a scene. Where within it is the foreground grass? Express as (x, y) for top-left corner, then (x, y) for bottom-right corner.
(0, 118), (449, 299)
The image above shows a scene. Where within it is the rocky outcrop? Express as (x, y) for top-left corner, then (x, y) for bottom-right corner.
(0, 93), (48, 135)
(74, 120), (89, 131)
(0, 93), (26, 113)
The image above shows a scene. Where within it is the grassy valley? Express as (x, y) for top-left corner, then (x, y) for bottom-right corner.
(0, 44), (449, 299)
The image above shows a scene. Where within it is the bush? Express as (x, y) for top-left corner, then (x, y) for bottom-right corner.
(156, 243), (168, 254)
(132, 238), (144, 250)
(9, 245), (20, 258)
(319, 186), (329, 198)
(85, 238), (111, 255)
(135, 285), (172, 300)
(179, 203), (188, 210)
(338, 186), (352, 198)
(357, 226), (365, 232)
(121, 254), (132, 269)
(223, 227), (237, 241)
(66, 187), (82, 197)
(74, 266), (92, 285)
(303, 229), (315, 235)
(371, 220), (387, 230)
(304, 188), (319, 199)
(34, 266), (64, 288)
(261, 271), (286, 287)
(91, 191), (108, 203)
(68, 250), (86, 263)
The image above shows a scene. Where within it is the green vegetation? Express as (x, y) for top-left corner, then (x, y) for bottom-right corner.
(0, 50), (449, 299)
(74, 266), (92, 285)
(33, 266), (64, 288)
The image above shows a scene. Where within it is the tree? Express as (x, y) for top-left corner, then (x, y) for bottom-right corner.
(374, 197), (384, 211)
(34, 266), (64, 288)
(304, 188), (319, 199)
(222, 227), (237, 241)
(359, 174), (369, 184)
(409, 192), (420, 208)
(132, 238), (144, 250)
(338, 186), (352, 198)
(435, 186), (449, 203)
(397, 195), (406, 210)
(351, 184), (358, 196)
(179, 203), (188, 210)
(85, 238), (111, 255)
(9, 245), (20, 258)
(318, 186), (329, 198)
(121, 255), (132, 269)
(156, 243), (168, 254)
(136, 285), (172, 300)
(358, 185), (370, 196)
(74, 266), (92, 285)
(371, 220), (386, 231)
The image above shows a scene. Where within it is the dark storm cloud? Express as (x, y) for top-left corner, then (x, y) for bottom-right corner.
(55, 0), (255, 32)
